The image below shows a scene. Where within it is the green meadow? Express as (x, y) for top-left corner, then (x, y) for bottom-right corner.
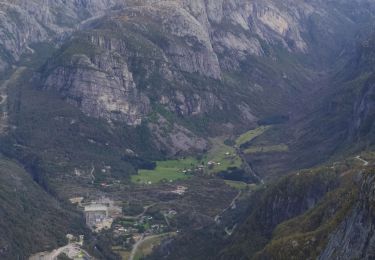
(235, 126), (271, 146)
(244, 144), (289, 154)
(131, 158), (195, 184)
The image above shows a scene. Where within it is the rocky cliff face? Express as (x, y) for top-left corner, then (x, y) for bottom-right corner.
(319, 171), (375, 260)
(2, 0), (375, 155)
(34, 0), (375, 129)
(349, 37), (375, 144)
(148, 156), (374, 260)
(353, 80), (375, 143)
(44, 39), (151, 125)
(0, 0), (124, 73)
(217, 169), (339, 259)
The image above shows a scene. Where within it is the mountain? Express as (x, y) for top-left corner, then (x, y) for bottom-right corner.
(223, 157), (374, 260)
(147, 30), (375, 259)
(148, 153), (375, 260)
(0, 156), (87, 259)
(2, 0), (375, 165)
(0, 0), (374, 259)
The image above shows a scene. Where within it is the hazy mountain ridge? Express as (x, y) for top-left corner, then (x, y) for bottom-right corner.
(22, 0), (375, 155)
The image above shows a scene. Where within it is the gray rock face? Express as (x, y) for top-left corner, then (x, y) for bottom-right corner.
(2, 0), (375, 154)
(0, 0), (123, 73)
(44, 33), (151, 125)
(149, 115), (208, 156)
(353, 82), (375, 141)
(45, 54), (150, 126)
(38, 0), (375, 126)
(3, 0), (373, 74)
(319, 173), (375, 260)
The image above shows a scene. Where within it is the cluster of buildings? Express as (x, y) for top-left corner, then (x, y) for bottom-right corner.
(84, 204), (112, 231)
(69, 196), (122, 232)
(180, 160), (224, 175)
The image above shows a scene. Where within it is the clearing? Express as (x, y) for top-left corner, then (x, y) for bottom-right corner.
(131, 138), (243, 184)
(235, 126), (270, 146)
(244, 144), (289, 154)
(224, 180), (257, 190)
(131, 159), (193, 184)
(131, 232), (175, 260)
(204, 137), (242, 172)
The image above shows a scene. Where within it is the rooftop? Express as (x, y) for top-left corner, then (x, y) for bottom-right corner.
(84, 204), (108, 212)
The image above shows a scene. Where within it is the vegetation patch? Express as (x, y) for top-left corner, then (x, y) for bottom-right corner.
(236, 126), (270, 146)
(205, 138), (242, 173)
(244, 144), (289, 154)
(131, 158), (195, 184)
(134, 233), (176, 260)
(224, 180), (256, 190)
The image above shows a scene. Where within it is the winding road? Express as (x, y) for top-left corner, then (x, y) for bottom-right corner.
(355, 156), (369, 166)
(129, 232), (174, 260)
(90, 165), (95, 184)
(30, 243), (91, 260)
(129, 234), (146, 260)
(123, 203), (157, 220)
(215, 190), (242, 224)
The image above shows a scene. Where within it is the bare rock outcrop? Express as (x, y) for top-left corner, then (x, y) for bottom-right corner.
(319, 173), (375, 260)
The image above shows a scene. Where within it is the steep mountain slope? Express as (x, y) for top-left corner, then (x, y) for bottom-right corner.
(319, 169), (375, 260)
(349, 37), (375, 144)
(0, 156), (87, 259)
(148, 154), (375, 260)
(291, 34), (375, 166)
(247, 34), (375, 179)
(0, 0), (126, 74)
(0, 0), (375, 259)
(249, 159), (375, 260)
(28, 0), (375, 156)
(146, 32), (375, 256)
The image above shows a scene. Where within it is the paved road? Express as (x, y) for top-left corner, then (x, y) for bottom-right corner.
(129, 234), (146, 260)
(49, 243), (81, 259)
(30, 243), (90, 260)
(129, 233), (173, 260)
(123, 203), (157, 220)
(215, 190), (242, 224)
(90, 165), (95, 184)
(235, 147), (264, 184)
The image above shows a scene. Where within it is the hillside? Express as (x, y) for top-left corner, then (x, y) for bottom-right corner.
(148, 153), (375, 260)
(0, 157), (87, 259)
(0, 0), (374, 259)
(245, 34), (375, 179)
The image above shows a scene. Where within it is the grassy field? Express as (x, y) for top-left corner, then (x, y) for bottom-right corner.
(131, 138), (244, 184)
(131, 158), (197, 184)
(244, 144), (289, 154)
(130, 127), (275, 185)
(131, 125), (281, 185)
(204, 138), (242, 173)
(236, 126), (271, 146)
(224, 180), (257, 190)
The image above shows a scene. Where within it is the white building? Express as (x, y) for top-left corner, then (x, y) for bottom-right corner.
(84, 204), (109, 227)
